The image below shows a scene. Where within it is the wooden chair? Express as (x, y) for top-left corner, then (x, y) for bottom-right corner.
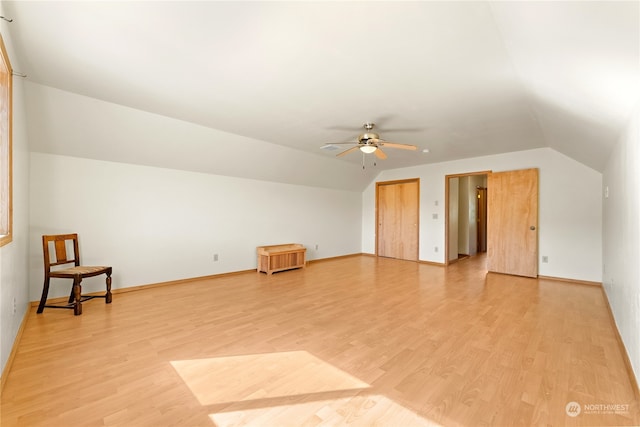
(37, 233), (112, 315)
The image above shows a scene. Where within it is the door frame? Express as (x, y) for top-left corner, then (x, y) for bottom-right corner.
(375, 178), (420, 260)
(444, 170), (491, 266)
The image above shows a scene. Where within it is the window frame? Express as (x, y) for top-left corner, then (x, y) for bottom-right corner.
(0, 33), (12, 247)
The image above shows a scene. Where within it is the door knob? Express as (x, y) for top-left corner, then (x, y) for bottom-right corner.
(530, 226), (536, 230)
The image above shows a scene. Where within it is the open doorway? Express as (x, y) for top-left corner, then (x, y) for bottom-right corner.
(445, 171), (489, 265)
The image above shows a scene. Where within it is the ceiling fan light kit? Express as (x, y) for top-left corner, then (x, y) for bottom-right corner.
(360, 145), (377, 154)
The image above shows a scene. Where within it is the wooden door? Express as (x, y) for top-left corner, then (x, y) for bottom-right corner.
(376, 179), (419, 261)
(487, 168), (538, 277)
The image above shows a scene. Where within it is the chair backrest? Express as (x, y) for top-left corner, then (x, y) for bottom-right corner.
(43, 234), (81, 271)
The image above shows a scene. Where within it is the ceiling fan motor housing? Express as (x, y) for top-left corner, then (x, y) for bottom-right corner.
(359, 132), (379, 144)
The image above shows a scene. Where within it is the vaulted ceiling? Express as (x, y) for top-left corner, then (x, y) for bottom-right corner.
(3, 1), (639, 188)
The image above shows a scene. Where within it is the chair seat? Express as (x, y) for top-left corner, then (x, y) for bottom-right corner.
(50, 266), (111, 278)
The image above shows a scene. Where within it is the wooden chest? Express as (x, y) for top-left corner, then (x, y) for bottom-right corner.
(257, 244), (306, 275)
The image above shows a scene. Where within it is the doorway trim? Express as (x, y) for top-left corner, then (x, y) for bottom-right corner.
(375, 178), (420, 260)
(444, 170), (491, 266)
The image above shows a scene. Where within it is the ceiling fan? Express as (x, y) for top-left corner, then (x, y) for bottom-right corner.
(327, 122), (418, 160)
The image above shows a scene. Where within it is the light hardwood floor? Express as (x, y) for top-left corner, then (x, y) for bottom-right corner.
(2, 255), (638, 426)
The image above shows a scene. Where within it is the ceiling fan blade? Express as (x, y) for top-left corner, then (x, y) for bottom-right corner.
(336, 146), (360, 157)
(376, 140), (418, 150)
(325, 125), (361, 132)
(379, 127), (426, 133)
(365, 116), (426, 132)
(374, 147), (387, 160)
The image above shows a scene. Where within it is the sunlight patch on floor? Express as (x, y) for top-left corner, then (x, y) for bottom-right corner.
(209, 394), (441, 427)
(170, 350), (370, 406)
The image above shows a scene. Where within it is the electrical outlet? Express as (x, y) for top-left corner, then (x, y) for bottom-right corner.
(432, 213), (438, 220)
(434, 246), (439, 253)
(315, 244), (318, 250)
(542, 256), (548, 263)
(213, 254), (219, 262)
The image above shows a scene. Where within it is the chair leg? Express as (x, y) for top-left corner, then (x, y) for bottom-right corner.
(105, 273), (112, 304)
(73, 277), (83, 316)
(68, 286), (75, 304)
(37, 277), (51, 314)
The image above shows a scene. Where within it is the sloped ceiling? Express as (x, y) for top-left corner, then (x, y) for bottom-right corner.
(3, 1), (639, 189)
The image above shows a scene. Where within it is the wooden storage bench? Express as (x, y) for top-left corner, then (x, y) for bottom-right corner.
(257, 244), (306, 275)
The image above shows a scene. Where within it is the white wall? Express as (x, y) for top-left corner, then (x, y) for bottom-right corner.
(602, 102), (640, 384)
(362, 147), (603, 282)
(0, 23), (30, 375)
(29, 153), (362, 300)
